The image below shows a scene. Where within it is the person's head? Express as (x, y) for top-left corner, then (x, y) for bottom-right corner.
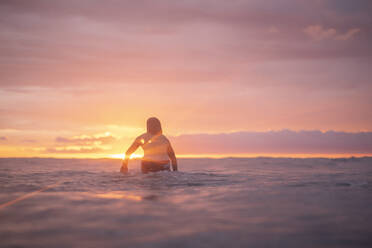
(147, 117), (162, 135)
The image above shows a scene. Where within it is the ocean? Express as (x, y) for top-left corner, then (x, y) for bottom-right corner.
(0, 157), (371, 248)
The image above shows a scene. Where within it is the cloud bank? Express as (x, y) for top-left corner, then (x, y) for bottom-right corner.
(46, 147), (105, 154)
(169, 130), (372, 155)
(55, 134), (117, 145)
(1, 0), (371, 88)
(303, 25), (360, 41)
(3, 130), (371, 157)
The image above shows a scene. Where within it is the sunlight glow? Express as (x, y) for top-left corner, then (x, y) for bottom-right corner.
(108, 153), (143, 159)
(94, 192), (142, 201)
(108, 154), (125, 159)
(130, 153), (143, 159)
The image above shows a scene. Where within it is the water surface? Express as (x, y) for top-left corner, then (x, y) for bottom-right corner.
(1, 157), (371, 248)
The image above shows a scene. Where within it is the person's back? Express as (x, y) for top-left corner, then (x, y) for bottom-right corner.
(137, 133), (170, 162)
(120, 117), (178, 173)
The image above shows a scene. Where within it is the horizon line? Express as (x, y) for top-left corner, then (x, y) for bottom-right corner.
(1, 153), (371, 160)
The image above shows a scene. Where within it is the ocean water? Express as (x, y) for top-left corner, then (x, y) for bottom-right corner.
(0, 157), (371, 248)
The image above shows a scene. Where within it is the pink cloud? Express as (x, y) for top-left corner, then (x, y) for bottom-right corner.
(169, 130), (372, 155)
(45, 147), (105, 154)
(303, 25), (337, 40)
(55, 134), (117, 145)
(335, 28), (361, 40)
(303, 25), (360, 41)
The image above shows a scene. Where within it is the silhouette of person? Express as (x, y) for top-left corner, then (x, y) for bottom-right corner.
(120, 117), (178, 173)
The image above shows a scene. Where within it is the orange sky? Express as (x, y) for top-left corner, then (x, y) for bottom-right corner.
(0, 0), (371, 158)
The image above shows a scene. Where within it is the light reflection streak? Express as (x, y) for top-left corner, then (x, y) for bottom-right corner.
(93, 192), (142, 201)
(0, 182), (60, 210)
(0, 189), (143, 211)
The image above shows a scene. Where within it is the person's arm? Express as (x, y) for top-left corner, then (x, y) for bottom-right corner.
(120, 139), (140, 173)
(167, 144), (178, 171)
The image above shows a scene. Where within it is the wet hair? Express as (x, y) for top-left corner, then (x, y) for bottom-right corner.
(147, 117), (162, 135)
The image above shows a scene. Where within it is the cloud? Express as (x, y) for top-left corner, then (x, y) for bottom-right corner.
(40, 132), (118, 154)
(335, 28), (361, 40)
(169, 130), (372, 155)
(0, 136), (7, 141)
(55, 133), (117, 145)
(303, 25), (360, 41)
(0, 0), (370, 89)
(303, 25), (337, 40)
(45, 147), (105, 154)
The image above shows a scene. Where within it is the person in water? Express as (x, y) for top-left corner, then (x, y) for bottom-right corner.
(120, 117), (178, 173)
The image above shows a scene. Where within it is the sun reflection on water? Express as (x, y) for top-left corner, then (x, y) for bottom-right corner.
(94, 191), (142, 201)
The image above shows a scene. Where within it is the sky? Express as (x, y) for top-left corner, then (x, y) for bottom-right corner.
(0, 0), (371, 158)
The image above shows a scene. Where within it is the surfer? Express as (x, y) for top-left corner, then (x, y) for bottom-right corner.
(120, 117), (178, 173)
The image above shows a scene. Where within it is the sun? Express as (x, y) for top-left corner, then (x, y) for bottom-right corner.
(108, 153), (143, 159)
